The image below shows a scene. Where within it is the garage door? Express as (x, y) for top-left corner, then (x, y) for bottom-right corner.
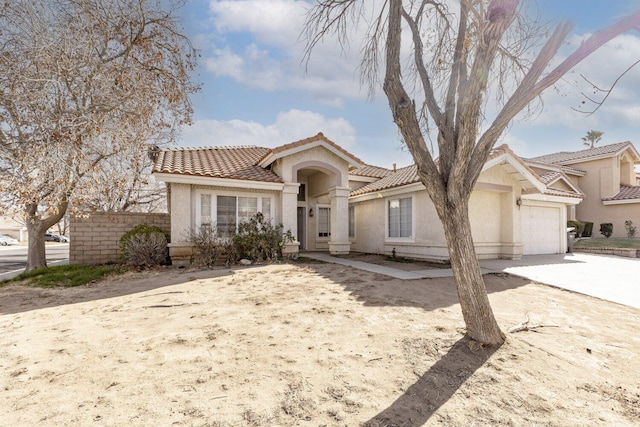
(521, 206), (561, 255)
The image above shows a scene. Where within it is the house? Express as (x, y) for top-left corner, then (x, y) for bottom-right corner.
(528, 142), (640, 238)
(152, 133), (583, 264)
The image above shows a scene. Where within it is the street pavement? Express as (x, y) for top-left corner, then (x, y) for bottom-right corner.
(0, 244), (69, 280)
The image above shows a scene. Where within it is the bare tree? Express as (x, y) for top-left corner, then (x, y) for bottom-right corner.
(305, 0), (640, 345)
(80, 142), (168, 213)
(0, 0), (198, 271)
(581, 130), (604, 148)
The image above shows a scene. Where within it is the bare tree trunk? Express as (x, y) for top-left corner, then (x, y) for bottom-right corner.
(25, 218), (47, 272)
(24, 199), (69, 272)
(437, 199), (505, 345)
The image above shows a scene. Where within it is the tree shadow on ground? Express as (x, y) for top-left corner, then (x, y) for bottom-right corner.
(363, 336), (501, 426)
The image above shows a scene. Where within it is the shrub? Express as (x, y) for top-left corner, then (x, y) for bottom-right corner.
(188, 224), (234, 268)
(582, 222), (594, 238)
(121, 232), (168, 267)
(232, 213), (283, 262)
(599, 223), (613, 238)
(120, 224), (169, 252)
(119, 224), (169, 267)
(567, 220), (585, 237)
(625, 220), (637, 239)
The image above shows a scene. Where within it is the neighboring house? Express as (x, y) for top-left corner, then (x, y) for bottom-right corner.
(152, 133), (583, 264)
(528, 142), (640, 238)
(0, 215), (27, 242)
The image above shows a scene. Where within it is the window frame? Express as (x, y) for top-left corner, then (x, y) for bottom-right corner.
(348, 205), (355, 239)
(385, 195), (415, 242)
(316, 204), (331, 240)
(195, 189), (274, 235)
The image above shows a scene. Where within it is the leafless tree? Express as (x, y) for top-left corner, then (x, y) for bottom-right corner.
(0, 0), (198, 271)
(305, 0), (640, 345)
(80, 141), (168, 213)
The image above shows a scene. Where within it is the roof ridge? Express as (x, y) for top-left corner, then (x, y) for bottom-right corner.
(162, 145), (265, 151)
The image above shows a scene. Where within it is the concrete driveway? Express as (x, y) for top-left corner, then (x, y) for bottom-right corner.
(480, 253), (640, 309)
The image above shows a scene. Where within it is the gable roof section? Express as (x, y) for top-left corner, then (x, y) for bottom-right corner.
(351, 165), (420, 196)
(350, 164), (394, 179)
(602, 185), (640, 204)
(153, 146), (282, 182)
(528, 141), (640, 166)
(350, 145), (583, 200)
(258, 132), (363, 168)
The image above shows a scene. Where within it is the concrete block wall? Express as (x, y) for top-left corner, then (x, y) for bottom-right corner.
(70, 212), (170, 265)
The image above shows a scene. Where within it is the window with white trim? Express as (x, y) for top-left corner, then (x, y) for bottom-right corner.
(348, 205), (355, 238)
(388, 197), (412, 238)
(197, 193), (273, 237)
(317, 206), (331, 238)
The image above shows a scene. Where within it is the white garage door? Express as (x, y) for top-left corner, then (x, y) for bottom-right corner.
(521, 206), (561, 255)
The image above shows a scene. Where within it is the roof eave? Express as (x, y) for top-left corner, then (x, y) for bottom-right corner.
(153, 172), (285, 191)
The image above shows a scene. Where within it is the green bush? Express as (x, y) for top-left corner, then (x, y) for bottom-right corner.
(567, 220), (585, 237)
(582, 221), (594, 237)
(119, 224), (169, 267)
(232, 213), (283, 262)
(599, 223), (613, 238)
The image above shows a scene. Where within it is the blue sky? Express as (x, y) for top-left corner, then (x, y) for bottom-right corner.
(176, 0), (640, 168)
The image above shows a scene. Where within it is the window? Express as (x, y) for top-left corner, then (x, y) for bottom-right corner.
(201, 194), (212, 227)
(388, 197), (412, 238)
(237, 196), (258, 224)
(297, 183), (306, 202)
(262, 197), (271, 222)
(318, 206), (331, 238)
(348, 205), (355, 238)
(198, 193), (273, 237)
(217, 196), (236, 237)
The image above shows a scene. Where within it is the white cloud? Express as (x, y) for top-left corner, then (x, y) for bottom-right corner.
(525, 32), (640, 129)
(177, 109), (357, 149)
(203, 0), (375, 104)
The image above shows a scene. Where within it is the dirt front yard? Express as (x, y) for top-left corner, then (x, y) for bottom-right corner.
(1, 261), (639, 426)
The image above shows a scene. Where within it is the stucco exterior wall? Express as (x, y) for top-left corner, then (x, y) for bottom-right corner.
(349, 164), (529, 261)
(570, 157), (640, 238)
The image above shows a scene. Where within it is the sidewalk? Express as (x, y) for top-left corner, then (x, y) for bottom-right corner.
(302, 252), (640, 309)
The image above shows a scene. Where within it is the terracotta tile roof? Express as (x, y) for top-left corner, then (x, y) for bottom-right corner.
(542, 187), (584, 199)
(260, 132), (364, 166)
(351, 165), (420, 196)
(350, 164), (394, 179)
(538, 171), (562, 185)
(527, 141), (633, 165)
(602, 185), (640, 201)
(153, 146), (283, 182)
(351, 144), (583, 199)
(525, 159), (587, 176)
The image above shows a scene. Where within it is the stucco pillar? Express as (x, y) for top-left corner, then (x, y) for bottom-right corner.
(329, 186), (351, 254)
(168, 183), (194, 266)
(282, 183), (300, 240)
(500, 192), (523, 259)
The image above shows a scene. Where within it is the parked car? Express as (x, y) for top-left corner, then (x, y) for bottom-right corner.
(0, 233), (19, 246)
(45, 233), (69, 243)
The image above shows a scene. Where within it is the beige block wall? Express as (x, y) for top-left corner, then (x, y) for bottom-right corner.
(70, 212), (170, 265)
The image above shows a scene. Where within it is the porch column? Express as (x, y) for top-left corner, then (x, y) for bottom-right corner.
(282, 182), (300, 240)
(329, 186), (351, 254)
(500, 191), (523, 259)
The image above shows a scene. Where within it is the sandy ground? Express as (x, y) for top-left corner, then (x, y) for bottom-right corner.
(1, 260), (639, 426)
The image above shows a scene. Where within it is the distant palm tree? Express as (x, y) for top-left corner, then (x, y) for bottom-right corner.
(582, 130), (604, 148)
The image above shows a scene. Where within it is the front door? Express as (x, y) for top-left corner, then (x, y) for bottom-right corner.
(297, 207), (306, 250)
